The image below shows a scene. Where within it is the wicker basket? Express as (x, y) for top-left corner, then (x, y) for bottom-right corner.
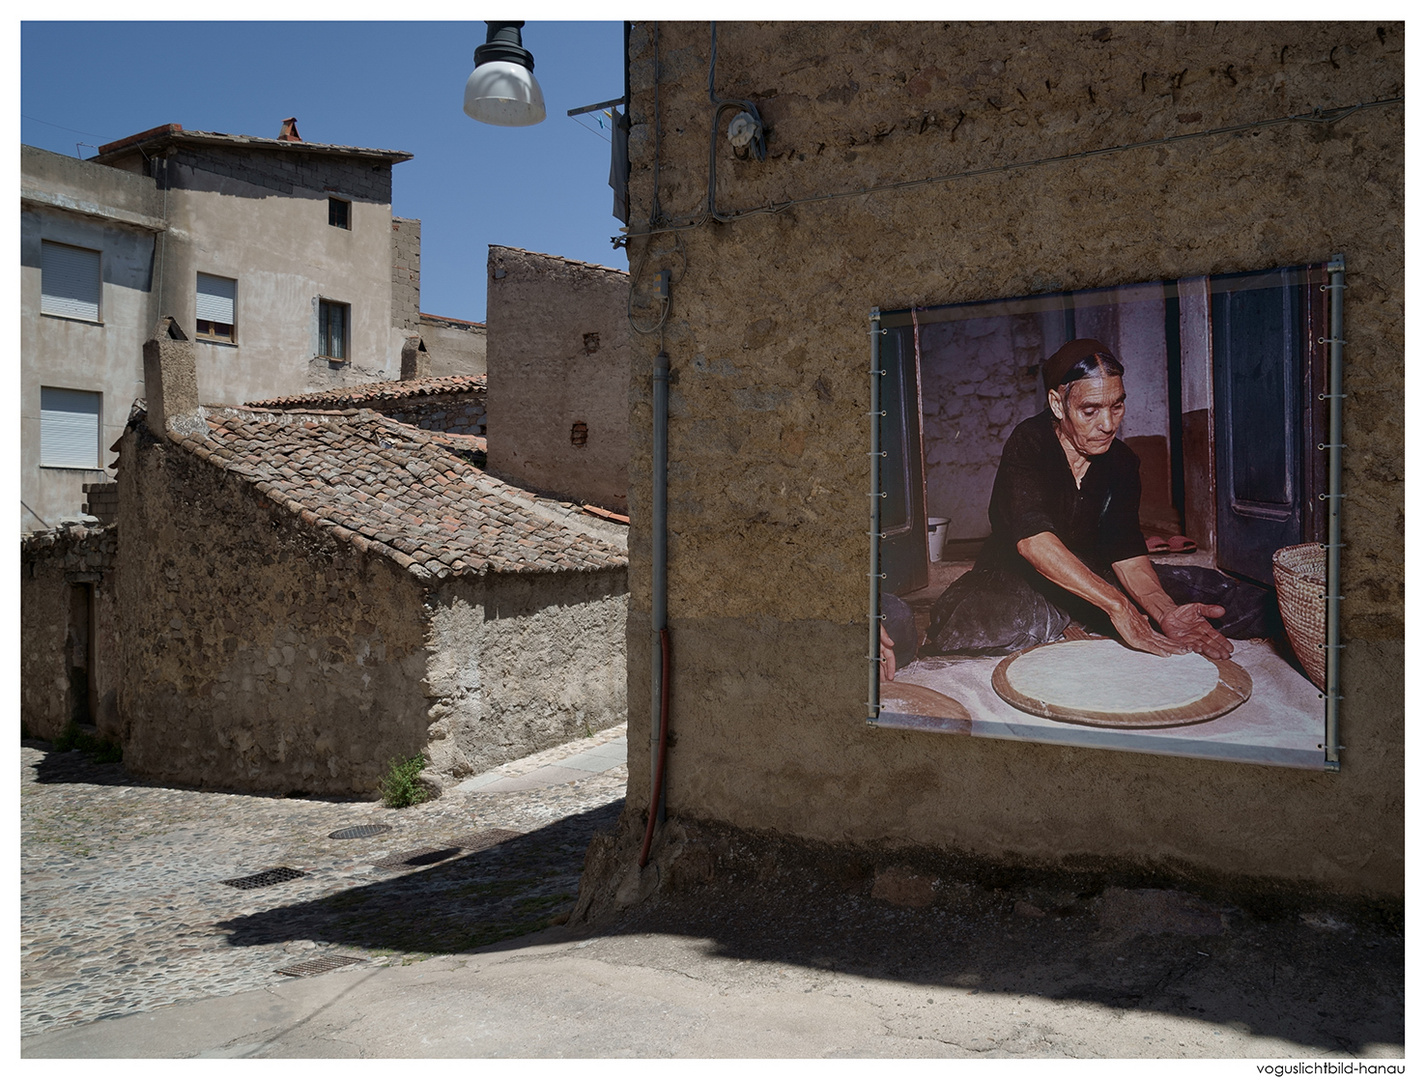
(1272, 543), (1327, 692)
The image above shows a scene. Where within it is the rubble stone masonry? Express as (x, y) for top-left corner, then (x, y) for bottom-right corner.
(621, 22), (1403, 895)
(21, 525), (120, 741)
(116, 424), (432, 795)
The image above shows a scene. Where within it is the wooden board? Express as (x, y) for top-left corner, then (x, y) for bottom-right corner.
(991, 642), (1253, 729)
(879, 681), (972, 722)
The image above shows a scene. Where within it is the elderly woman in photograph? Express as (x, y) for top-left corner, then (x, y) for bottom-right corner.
(881, 339), (1273, 678)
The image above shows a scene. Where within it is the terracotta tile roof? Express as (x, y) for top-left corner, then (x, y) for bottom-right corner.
(420, 312), (487, 329)
(245, 375), (486, 411)
(168, 410), (624, 580)
(490, 245), (628, 277)
(95, 124), (412, 164)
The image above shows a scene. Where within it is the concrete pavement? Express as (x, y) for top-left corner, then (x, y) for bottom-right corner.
(21, 724), (1405, 1059)
(21, 916), (1406, 1059)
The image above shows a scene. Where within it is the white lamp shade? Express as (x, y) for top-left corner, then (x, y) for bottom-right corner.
(463, 60), (547, 127)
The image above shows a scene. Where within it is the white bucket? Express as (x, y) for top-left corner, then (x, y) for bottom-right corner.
(927, 517), (950, 562)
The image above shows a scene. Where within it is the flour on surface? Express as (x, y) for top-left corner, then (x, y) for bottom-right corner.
(1005, 639), (1221, 713)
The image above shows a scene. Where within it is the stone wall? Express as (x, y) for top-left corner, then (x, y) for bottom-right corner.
(486, 247), (631, 512)
(392, 217), (421, 335)
(116, 425), (433, 795)
(378, 393), (486, 437)
(425, 567), (630, 782)
(20, 524), (120, 741)
(920, 311), (1055, 538)
(419, 314), (487, 378)
(82, 482), (119, 524)
(620, 22), (1404, 896)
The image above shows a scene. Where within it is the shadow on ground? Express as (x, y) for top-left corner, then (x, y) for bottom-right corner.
(24, 738), (374, 802)
(568, 822), (1404, 1057)
(24, 739), (1403, 1055)
(216, 802), (623, 955)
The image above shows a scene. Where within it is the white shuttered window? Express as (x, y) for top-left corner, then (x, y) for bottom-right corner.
(40, 387), (102, 469)
(40, 242), (102, 321)
(196, 273), (237, 341)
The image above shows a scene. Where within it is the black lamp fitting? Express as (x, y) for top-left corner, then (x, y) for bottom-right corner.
(474, 21), (536, 72)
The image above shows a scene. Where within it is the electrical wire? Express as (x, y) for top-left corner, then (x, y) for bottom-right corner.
(624, 95), (1403, 242)
(22, 114), (108, 139)
(569, 113), (612, 144)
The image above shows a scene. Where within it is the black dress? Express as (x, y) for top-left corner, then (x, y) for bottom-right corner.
(921, 410), (1271, 655)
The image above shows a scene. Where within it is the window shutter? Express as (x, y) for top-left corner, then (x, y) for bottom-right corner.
(196, 273), (237, 323)
(40, 387), (101, 469)
(41, 242), (101, 321)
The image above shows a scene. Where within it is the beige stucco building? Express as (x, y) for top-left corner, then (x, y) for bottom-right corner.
(20, 124), (417, 531)
(486, 246), (631, 513)
(594, 21), (1404, 909)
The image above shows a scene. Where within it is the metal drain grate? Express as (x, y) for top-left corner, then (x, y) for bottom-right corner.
(452, 828), (522, 852)
(275, 954), (366, 978)
(328, 824), (394, 840)
(222, 867), (307, 890)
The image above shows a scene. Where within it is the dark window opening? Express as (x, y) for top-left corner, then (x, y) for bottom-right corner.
(196, 318), (235, 342)
(328, 198), (351, 229)
(319, 300), (350, 362)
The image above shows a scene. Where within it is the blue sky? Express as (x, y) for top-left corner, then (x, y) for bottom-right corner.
(20, 20), (629, 323)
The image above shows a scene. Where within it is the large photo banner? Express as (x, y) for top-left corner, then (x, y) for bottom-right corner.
(872, 265), (1334, 769)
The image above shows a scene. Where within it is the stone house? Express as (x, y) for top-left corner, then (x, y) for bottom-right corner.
(20, 523), (120, 741)
(486, 246), (630, 513)
(600, 22), (1403, 903)
(111, 354), (628, 794)
(21, 123), (419, 530)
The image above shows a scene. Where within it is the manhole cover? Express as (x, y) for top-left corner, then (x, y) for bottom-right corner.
(329, 824), (394, 840)
(371, 846), (463, 870)
(222, 867), (307, 890)
(452, 829), (522, 852)
(275, 954), (366, 978)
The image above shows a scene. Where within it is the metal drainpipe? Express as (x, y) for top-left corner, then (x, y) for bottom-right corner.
(651, 351), (670, 819)
(867, 309), (883, 721)
(1323, 254), (1345, 771)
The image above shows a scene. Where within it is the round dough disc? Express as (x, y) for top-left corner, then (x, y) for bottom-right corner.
(1002, 639), (1222, 713)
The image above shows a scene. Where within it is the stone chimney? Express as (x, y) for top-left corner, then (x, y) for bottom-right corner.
(400, 336), (430, 381)
(278, 117), (303, 142)
(143, 317), (205, 439)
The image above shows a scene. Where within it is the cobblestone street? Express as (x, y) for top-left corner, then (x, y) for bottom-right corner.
(20, 725), (627, 1040)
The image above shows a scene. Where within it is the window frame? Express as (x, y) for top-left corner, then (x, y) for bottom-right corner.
(195, 272), (238, 344)
(317, 298), (350, 362)
(39, 386), (103, 471)
(328, 197), (351, 230)
(39, 240), (103, 324)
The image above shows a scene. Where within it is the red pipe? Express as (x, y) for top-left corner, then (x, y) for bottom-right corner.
(638, 627), (671, 867)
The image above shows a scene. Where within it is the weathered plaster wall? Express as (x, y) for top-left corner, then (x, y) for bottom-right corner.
(486, 247), (631, 512)
(20, 147), (161, 529)
(419, 314), (488, 378)
(622, 22), (1403, 896)
(427, 567), (630, 779)
(127, 147), (406, 405)
(115, 426), (434, 795)
(20, 525), (120, 741)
